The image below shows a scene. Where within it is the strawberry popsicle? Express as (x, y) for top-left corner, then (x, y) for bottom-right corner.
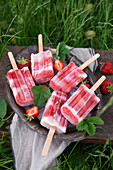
(7, 52), (35, 107)
(61, 76), (106, 124)
(49, 53), (100, 94)
(40, 90), (68, 134)
(31, 34), (54, 83)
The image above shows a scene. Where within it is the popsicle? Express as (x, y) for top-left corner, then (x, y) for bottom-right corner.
(41, 90), (68, 156)
(49, 53), (100, 93)
(61, 76), (106, 125)
(7, 52), (35, 107)
(31, 34), (54, 83)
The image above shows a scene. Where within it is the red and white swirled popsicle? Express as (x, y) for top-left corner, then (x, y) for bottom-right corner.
(7, 52), (35, 107)
(31, 34), (54, 83)
(49, 53), (100, 94)
(41, 90), (68, 134)
(61, 76), (106, 125)
(41, 90), (68, 157)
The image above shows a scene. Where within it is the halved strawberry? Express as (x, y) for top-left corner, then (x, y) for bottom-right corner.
(25, 106), (39, 122)
(53, 59), (64, 71)
(17, 57), (31, 69)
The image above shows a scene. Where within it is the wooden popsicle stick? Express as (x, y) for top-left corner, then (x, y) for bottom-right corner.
(79, 53), (100, 70)
(38, 34), (43, 52)
(90, 76), (106, 92)
(37, 34), (56, 156)
(8, 52), (18, 69)
(42, 126), (56, 157)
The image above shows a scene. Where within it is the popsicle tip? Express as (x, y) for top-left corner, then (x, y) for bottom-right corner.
(90, 75), (106, 91)
(8, 51), (12, 56)
(38, 34), (42, 38)
(101, 75), (106, 81)
(42, 151), (47, 157)
(95, 53), (100, 59)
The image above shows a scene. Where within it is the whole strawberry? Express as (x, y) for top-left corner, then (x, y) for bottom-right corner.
(100, 80), (113, 94)
(80, 78), (91, 88)
(100, 61), (113, 74)
(83, 83), (91, 88)
(17, 57), (31, 69)
(42, 85), (49, 88)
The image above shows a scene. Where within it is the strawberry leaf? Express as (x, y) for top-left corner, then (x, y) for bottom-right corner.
(58, 54), (66, 62)
(42, 88), (52, 98)
(86, 122), (96, 136)
(56, 42), (70, 61)
(31, 86), (43, 95)
(76, 120), (88, 131)
(31, 86), (51, 107)
(88, 116), (104, 125)
(58, 42), (65, 51)
(0, 98), (7, 119)
(61, 48), (70, 55)
(76, 116), (104, 136)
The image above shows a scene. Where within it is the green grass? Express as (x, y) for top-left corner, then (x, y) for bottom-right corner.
(56, 141), (113, 170)
(0, 0), (113, 58)
(0, 131), (14, 170)
(0, 0), (113, 169)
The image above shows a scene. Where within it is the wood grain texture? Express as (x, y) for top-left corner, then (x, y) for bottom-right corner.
(0, 46), (113, 144)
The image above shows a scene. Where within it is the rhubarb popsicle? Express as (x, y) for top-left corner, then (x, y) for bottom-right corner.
(49, 53), (100, 94)
(61, 76), (106, 124)
(40, 90), (68, 134)
(31, 34), (54, 83)
(7, 52), (35, 107)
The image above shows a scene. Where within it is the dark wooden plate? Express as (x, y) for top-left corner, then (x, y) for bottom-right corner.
(6, 45), (103, 142)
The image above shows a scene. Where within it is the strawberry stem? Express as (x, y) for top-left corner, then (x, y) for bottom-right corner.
(1, 112), (14, 121)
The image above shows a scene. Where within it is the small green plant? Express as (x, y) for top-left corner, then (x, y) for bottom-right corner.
(76, 116), (104, 136)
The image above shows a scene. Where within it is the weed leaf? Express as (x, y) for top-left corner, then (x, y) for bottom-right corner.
(0, 121), (4, 128)
(0, 98), (7, 119)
